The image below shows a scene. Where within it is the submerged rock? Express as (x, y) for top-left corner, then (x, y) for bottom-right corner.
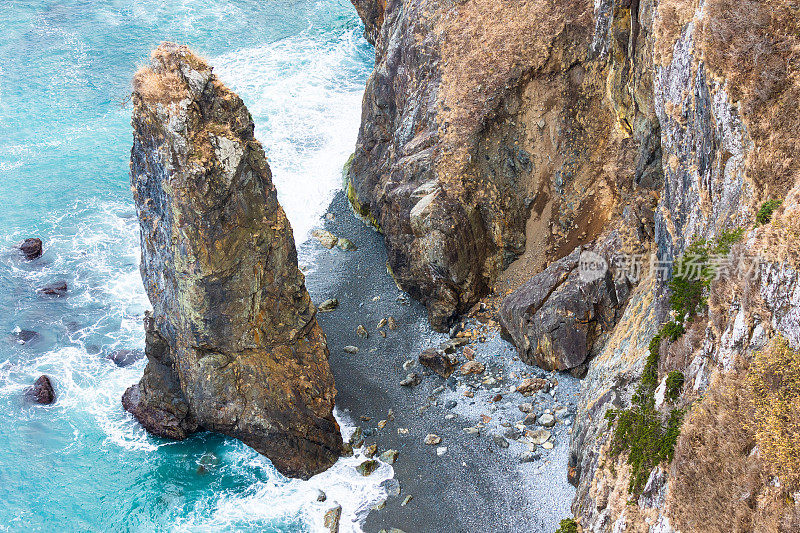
(122, 43), (342, 479)
(18, 238), (42, 260)
(38, 281), (67, 297)
(25, 375), (55, 405)
(106, 348), (144, 368)
(12, 329), (40, 345)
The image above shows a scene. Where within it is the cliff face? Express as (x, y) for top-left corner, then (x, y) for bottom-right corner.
(351, 0), (800, 528)
(348, 0), (659, 331)
(122, 43), (342, 480)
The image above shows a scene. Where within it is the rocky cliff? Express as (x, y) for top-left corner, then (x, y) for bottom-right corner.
(347, 0), (662, 331)
(122, 43), (342, 479)
(350, 0), (800, 529)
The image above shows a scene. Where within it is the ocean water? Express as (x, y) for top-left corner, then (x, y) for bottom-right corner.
(0, 1), (382, 531)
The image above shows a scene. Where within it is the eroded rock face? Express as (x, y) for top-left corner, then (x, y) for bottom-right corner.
(350, 0), (385, 44)
(122, 43), (342, 479)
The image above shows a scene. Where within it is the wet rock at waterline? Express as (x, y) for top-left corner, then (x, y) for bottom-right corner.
(106, 348), (144, 368)
(122, 44), (342, 479)
(25, 375), (55, 405)
(18, 238), (42, 260)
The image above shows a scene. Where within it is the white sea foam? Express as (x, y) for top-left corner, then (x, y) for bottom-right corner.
(213, 27), (371, 247)
(175, 411), (393, 532)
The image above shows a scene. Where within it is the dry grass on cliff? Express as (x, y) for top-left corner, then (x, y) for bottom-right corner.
(669, 341), (800, 532)
(133, 67), (188, 104)
(668, 361), (768, 533)
(700, 0), (800, 200)
(654, 0), (700, 66)
(757, 185), (800, 267)
(132, 45), (211, 104)
(748, 336), (800, 490)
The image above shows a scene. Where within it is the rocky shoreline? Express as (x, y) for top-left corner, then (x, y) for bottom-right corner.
(304, 192), (579, 532)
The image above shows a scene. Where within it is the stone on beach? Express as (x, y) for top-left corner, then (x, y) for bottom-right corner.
(424, 434), (441, 445)
(356, 459), (379, 476)
(516, 378), (548, 396)
(313, 229), (338, 249)
(400, 373), (421, 387)
(419, 347), (456, 378)
(379, 449), (399, 464)
(318, 298), (339, 312)
(460, 360), (485, 375)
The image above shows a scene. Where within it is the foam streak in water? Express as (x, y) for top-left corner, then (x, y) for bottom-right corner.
(213, 28), (372, 245)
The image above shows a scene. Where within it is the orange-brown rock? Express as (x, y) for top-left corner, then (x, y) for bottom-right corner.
(122, 43), (342, 479)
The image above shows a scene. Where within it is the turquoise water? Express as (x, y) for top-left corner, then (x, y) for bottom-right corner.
(0, 1), (380, 531)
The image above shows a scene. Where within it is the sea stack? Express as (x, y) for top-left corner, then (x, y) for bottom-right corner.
(122, 43), (343, 479)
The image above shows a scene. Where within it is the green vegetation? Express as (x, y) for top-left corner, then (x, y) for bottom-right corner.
(606, 324), (685, 493)
(343, 155), (383, 233)
(606, 229), (743, 494)
(669, 228), (745, 322)
(756, 198), (783, 225)
(666, 371), (685, 402)
(555, 518), (578, 533)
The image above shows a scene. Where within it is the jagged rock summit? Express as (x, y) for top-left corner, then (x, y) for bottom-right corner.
(122, 43), (343, 479)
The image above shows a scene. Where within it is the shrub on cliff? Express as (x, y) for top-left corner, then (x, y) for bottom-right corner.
(555, 517), (578, 533)
(756, 199), (783, 225)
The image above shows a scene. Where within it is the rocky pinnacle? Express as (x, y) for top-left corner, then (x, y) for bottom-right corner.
(122, 43), (343, 479)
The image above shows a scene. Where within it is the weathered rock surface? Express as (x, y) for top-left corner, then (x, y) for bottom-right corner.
(19, 238), (42, 260)
(122, 43), (342, 479)
(418, 346), (455, 378)
(25, 375), (55, 405)
(348, 0), (800, 529)
(499, 246), (623, 371)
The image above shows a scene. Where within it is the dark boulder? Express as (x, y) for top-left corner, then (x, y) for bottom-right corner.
(418, 346), (456, 378)
(19, 238), (42, 260)
(499, 247), (624, 371)
(25, 375), (55, 405)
